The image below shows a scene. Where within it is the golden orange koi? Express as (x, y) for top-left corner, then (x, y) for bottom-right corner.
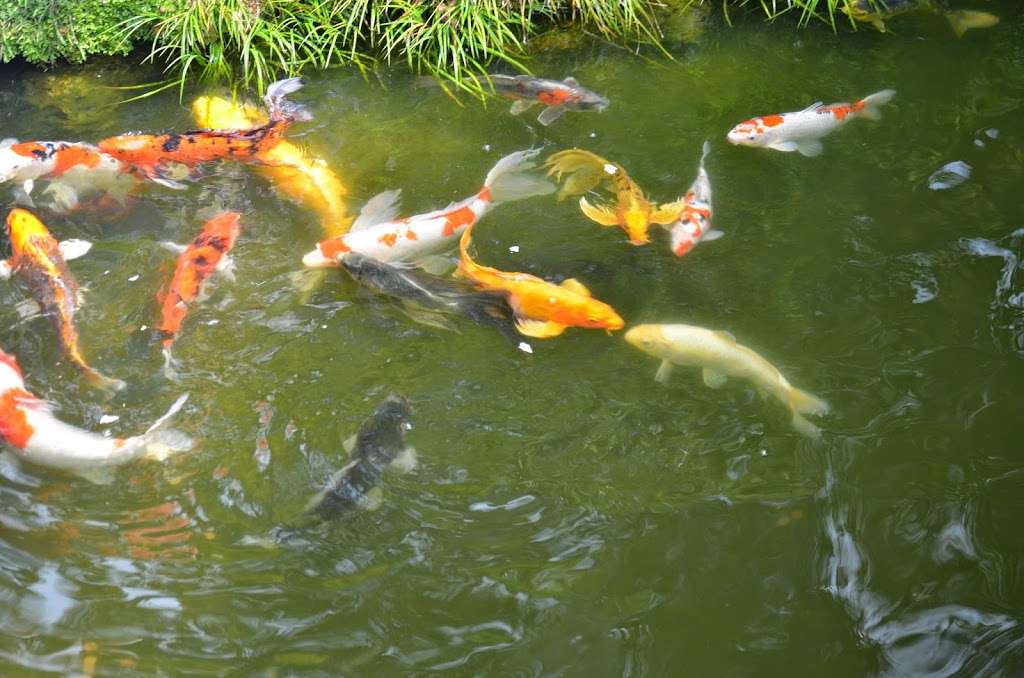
(98, 78), (310, 189)
(191, 95), (351, 237)
(1, 209), (124, 391)
(457, 222), (624, 339)
(157, 212), (241, 374)
(545, 149), (681, 246)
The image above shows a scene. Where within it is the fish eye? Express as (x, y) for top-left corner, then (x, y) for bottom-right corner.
(748, 134), (756, 140)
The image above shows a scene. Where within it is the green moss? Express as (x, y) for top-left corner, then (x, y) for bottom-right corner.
(0, 0), (161, 65)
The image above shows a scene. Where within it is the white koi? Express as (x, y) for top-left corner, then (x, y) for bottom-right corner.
(0, 348), (191, 482)
(302, 149), (554, 268)
(624, 323), (830, 438)
(665, 140), (722, 258)
(726, 89), (896, 157)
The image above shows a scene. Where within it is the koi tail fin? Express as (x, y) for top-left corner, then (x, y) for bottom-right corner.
(142, 394), (194, 462)
(483, 149), (555, 205)
(944, 10), (999, 38)
(701, 139), (711, 163)
(544, 149), (612, 201)
(85, 370), (127, 393)
(856, 89), (896, 122)
(265, 77), (312, 123)
(162, 345), (182, 381)
(788, 386), (829, 439)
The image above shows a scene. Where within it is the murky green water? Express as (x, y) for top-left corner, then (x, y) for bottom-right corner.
(2, 4), (1024, 675)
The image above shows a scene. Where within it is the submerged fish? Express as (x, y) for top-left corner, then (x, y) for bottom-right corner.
(726, 89), (896, 157)
(1, 208), (125, 391)
(191, 95), (352, 237)
(624, 324), (830, 437)
(457, 221), (624, 339)
(665, 141), (722, 258)
(545, 149), (681, 246)
(98, 78), (311, 189)
(0, 347), (190, 482)
(339, 252), (523, 345)
(0, 138), (135, 212)
(841, 0), (999, 36)
(305, 394), (415, 520)
(302, 149), (553, 268)
(487, 74), (609, 126)
(157, 212), (242, 375)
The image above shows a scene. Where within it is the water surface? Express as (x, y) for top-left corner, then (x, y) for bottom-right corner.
(2, 4), (1024, 675)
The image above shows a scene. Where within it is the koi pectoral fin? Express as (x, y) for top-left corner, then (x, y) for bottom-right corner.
(515, 318), (567, 338)
(579, 197), (620, 227)
(58, 239), (93, 261)
(537, 105), (566, 126)
(0, 259), (11, 280)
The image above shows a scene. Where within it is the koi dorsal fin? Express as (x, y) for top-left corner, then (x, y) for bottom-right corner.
(563, 77), (579, 87)
(559, 278), (591, 297)
(800, 101), (824, 113)
(352, 190), (403, 231)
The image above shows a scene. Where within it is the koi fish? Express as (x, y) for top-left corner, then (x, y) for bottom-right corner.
(624, 324), (830, 438)
(457, 222), (624, 339)
(487, 74), (609, 126)
(665, 141), (722, 258)
(302, 149), (553, 268)
(157, 212), (242, 375)
(726, 89), (896, 157)
(191, 95), (352, 237)
(339, 252), (523, 345)
(0, 346), (190, 482)
(841, 0), (998, 36)
(305, 394), (415, 520)
(1, 209), (125, 391)
(545, 149), (681, 246)
(98, 78), (310, 189)
(0, 138), (135, 212)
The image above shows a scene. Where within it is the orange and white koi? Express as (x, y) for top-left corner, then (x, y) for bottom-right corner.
(665, 141), (722, 258)
(157, 212), (242, 374)
(545, 149), (681, 246)
(0, 138), (135, 211)
(0, 347), (189, 481)
(727, 89), (896, 157)
(98, 78), (310, 189)
(191, 95), (352, 237)
(303, 149), (553, 268)
(457, 221), (624, 338)
(488, 74), (609, 126)
(1, 208), (125, 391)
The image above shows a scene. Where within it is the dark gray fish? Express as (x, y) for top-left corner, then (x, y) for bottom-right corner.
(488, 74), (609, 126)
(339, 252), (524, 346)
(305, 393), (414, 520)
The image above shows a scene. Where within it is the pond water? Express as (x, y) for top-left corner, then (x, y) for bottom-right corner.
(2, 3), (1024, 675)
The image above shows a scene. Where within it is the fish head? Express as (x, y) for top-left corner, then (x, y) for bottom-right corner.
(201, 212), (242, 249)
(337, 252), (376, 280)
(577, 299), (625, 331)
(5, 208), (54, 255)
(302, 238), (347, 269)
(571, 89), (610, 112)
(726, 119), (766, 147)
(376, 393), (414, 432)
(624, 324), (669, 356)
(0, 141), (50, 184)
(622, 209), (652, 245)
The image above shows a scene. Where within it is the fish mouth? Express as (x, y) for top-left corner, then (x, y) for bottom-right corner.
(301, 248), (334, 268)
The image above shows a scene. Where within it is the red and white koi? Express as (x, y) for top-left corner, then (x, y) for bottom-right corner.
(665, 141), (722, 258)
(302, 149), (553, 268)
(157, 212), (242, 375)
(0, 347), (190, 482)
(726, 89), (896, 157)
(0, 138), (134, 211)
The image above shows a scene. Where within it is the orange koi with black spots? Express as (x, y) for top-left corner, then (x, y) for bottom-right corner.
(157, 212), (241, 374)
(98, 78), (310, 189)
